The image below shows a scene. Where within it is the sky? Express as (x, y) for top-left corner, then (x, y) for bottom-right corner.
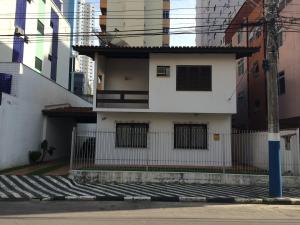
(171, 0), (196, 46)
(87, 0), (196, 46)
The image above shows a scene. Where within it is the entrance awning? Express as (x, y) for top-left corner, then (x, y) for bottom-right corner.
(42, 107), (96, 123)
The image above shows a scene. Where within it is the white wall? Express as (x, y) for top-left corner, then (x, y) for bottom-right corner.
(104, 58), (149, 91)
(148, 54), (237, 114)
(232, 129), (300, 175)
(0, 63), (91, 170)
(96, 53), (237, 114)
(0, 1), (15, 62)
(95, 112), (232, 167)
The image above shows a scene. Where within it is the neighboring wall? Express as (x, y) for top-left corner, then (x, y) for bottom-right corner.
(196, 0), (245, 46)
(96, 113), (232, 167)
(278, 0), (300, 121)
(232, 129), (300, 175)
(0, 63), (91, 170)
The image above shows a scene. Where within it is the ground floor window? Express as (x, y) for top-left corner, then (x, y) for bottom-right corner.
(116, 123), (149, 148)
(174, 124), (208, 149)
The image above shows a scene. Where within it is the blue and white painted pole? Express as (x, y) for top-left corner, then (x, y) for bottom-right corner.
(268, 133), (282, 197)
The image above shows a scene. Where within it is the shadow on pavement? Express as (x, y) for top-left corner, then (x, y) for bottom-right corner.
(0, 201), (208, 216)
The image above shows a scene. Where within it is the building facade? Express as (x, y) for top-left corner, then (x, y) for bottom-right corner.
(277, 0), (300, 128)
(225, 0), (298, 130)
(0, 0), (91, 170)
(75, 0), (95, 94)
(100, 0), (170, 47)
(74, 46), (257, 168)
(0, 0), (71, 88)
(196, 0), (245, 46)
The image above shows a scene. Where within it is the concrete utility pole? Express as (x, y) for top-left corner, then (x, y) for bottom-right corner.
(264, 0), (282, 197)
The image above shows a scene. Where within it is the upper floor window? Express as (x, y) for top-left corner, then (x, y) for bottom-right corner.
(163, 10), (170, 19)
(176, 65), (212, 91)
(252, 61), (259, 78)
(278, 29), (283, 47)
(278, 71), (286, 95)
(37, 19), (44, 35)
(237, 59), (244, 76)
(163, 27), (170, 34)
(35, 57), (43, 72)
(238, 29), (243, 44)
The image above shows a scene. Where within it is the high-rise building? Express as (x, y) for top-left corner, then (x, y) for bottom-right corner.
(0, 0), (90, 170)
(100, 0), (170, 47)
(75, 0), (96, 94)
(0, 0), (71, 87)
(195, 0), (245, 46)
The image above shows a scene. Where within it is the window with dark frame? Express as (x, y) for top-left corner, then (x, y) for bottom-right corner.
(176, 65), (212, 91)
(174, 124), (208, 150)
(157, 66), (170, 77)
(37, 19), (44, 35)
(238, 59), (244, 76)
(278, 71), (286, 95)
(35, 57), (43, 71)
(116, 123), (149, 148)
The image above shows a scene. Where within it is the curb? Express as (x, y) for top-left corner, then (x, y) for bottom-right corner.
(2, 196), (299, 205)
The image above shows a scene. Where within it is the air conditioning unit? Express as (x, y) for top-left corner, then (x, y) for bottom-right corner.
(15, 26), (25, 36)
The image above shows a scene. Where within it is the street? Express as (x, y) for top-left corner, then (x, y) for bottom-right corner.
(0, 201), (300, 225)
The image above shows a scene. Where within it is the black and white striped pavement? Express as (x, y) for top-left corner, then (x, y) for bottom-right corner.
(0, 175), (299, 203)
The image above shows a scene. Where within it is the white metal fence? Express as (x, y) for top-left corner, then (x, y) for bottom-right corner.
(70, 128), (300, 176)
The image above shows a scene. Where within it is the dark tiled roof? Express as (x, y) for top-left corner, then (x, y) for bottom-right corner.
(73, 45), (260, 59)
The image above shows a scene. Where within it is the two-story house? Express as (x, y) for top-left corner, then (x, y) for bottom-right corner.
(74, 46), (258, 169)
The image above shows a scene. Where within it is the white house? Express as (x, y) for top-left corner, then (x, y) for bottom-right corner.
(74, 46), (258, 169)
(0, 0), (91, 170)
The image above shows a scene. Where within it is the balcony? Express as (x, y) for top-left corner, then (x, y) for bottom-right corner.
(97, 90), (149, 109)
(163, 0), (170, 10)
(100, 0), (107, 9)
(100, 15), (107, 27)
(163, 19), (170, 28)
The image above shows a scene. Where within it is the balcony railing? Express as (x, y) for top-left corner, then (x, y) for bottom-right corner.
(97, 90), (149, 109)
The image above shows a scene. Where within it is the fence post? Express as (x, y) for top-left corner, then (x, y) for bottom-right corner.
(222, 133), (226, 174)
(296, 129), (300, 176)
(70, 126), (76, 171)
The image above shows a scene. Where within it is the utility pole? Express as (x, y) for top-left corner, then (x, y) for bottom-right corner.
(264, 0), (282, 197)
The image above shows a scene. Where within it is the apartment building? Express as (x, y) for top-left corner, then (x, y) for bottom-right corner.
(225, 0), (299, 130)
(75, 0), (96, 94)
(100, 0), (170, 47)
(196, 0), (245, 46)
(0, 0), (90, 170)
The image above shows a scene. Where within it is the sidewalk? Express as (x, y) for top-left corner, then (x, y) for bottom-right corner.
(0, 175), (299, 204)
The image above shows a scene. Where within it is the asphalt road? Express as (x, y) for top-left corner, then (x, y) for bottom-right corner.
(0, 201), (300, 225)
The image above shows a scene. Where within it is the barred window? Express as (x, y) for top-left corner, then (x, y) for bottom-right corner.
(174, 124), (208, 149)
(116, 123), (149, 148)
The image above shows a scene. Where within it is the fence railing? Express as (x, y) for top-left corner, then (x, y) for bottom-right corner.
(96, 90), (149, 108)
(70, 129), (300, 176)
